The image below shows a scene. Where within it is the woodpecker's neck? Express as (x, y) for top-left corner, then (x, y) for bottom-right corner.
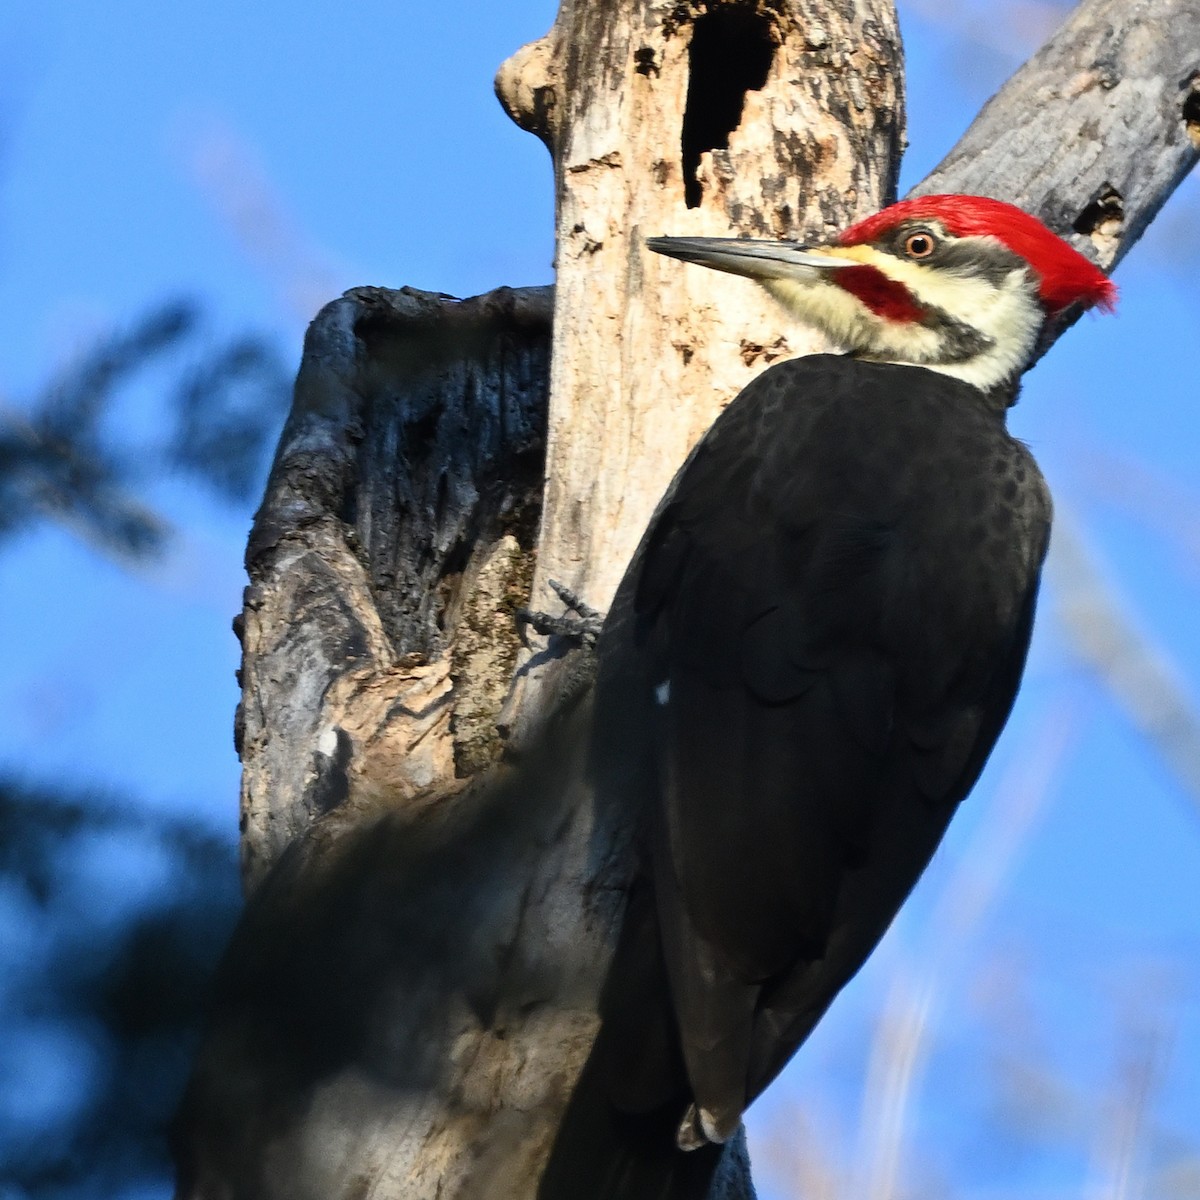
(868, 265), (1044, 393)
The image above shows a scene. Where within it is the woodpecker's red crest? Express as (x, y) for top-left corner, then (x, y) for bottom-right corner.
(840, 194), (1118, 315)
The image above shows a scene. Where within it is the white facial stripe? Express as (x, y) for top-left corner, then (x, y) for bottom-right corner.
(762, 243), (1044, 392)
(762, 275), (946, 360)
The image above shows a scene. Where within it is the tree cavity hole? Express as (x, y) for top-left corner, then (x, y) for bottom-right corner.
(681, 6), (775, 209)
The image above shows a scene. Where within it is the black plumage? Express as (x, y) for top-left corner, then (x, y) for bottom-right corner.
(593, 352), (1051, 1142)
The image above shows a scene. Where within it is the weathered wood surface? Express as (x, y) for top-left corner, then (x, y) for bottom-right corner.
(234, 285), (551, 892)
(494, 0), (904, 620)
(179, 283), (602, 1200)
(175, 0), (1199, 1197)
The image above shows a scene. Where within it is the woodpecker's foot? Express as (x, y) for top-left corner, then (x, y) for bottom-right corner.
(675, 1103), (736, 1151)
(676, 1106), (708, 1151)
(515, 579), (604, 649)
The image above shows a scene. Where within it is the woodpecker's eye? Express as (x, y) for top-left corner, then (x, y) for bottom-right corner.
(903, 231), (937, 259)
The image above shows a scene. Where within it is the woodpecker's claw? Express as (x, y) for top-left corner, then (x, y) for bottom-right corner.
(676, 1105), (708, 1151)
(515, 579), (604, 648)
(546, 579), (601, 622)
(675, 1102), (738, 1150)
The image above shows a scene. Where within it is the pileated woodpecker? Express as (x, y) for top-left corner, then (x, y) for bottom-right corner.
(564, 195), (1116, 1185)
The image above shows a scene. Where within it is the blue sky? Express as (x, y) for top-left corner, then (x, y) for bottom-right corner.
(1, 1), (1198, 1196)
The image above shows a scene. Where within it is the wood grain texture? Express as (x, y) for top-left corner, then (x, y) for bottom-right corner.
(236, 284), (551, 891)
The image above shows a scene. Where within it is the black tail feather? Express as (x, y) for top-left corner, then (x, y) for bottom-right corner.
(537, 881), (756, 1200)
(539, 1041), (756, 1200)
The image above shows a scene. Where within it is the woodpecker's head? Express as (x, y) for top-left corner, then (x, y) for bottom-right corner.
(648, 194), (1116, 393)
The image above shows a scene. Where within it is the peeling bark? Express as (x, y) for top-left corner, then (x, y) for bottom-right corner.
(176, 1), (1199, 1198)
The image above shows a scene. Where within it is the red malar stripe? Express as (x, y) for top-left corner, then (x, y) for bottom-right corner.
(833, 264), (926, 324)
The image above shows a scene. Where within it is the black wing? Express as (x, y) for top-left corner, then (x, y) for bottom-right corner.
(621, 355), (1050, 1132)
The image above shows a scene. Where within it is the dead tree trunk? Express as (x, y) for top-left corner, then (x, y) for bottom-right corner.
(173, 2), (1200, 1197)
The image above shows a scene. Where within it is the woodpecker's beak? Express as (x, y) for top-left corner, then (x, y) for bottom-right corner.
(645, 236), (851, 282)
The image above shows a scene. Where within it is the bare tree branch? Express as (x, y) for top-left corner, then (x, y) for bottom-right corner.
(185, 121), (354, 323)
(1048, 513), (1200, 817)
